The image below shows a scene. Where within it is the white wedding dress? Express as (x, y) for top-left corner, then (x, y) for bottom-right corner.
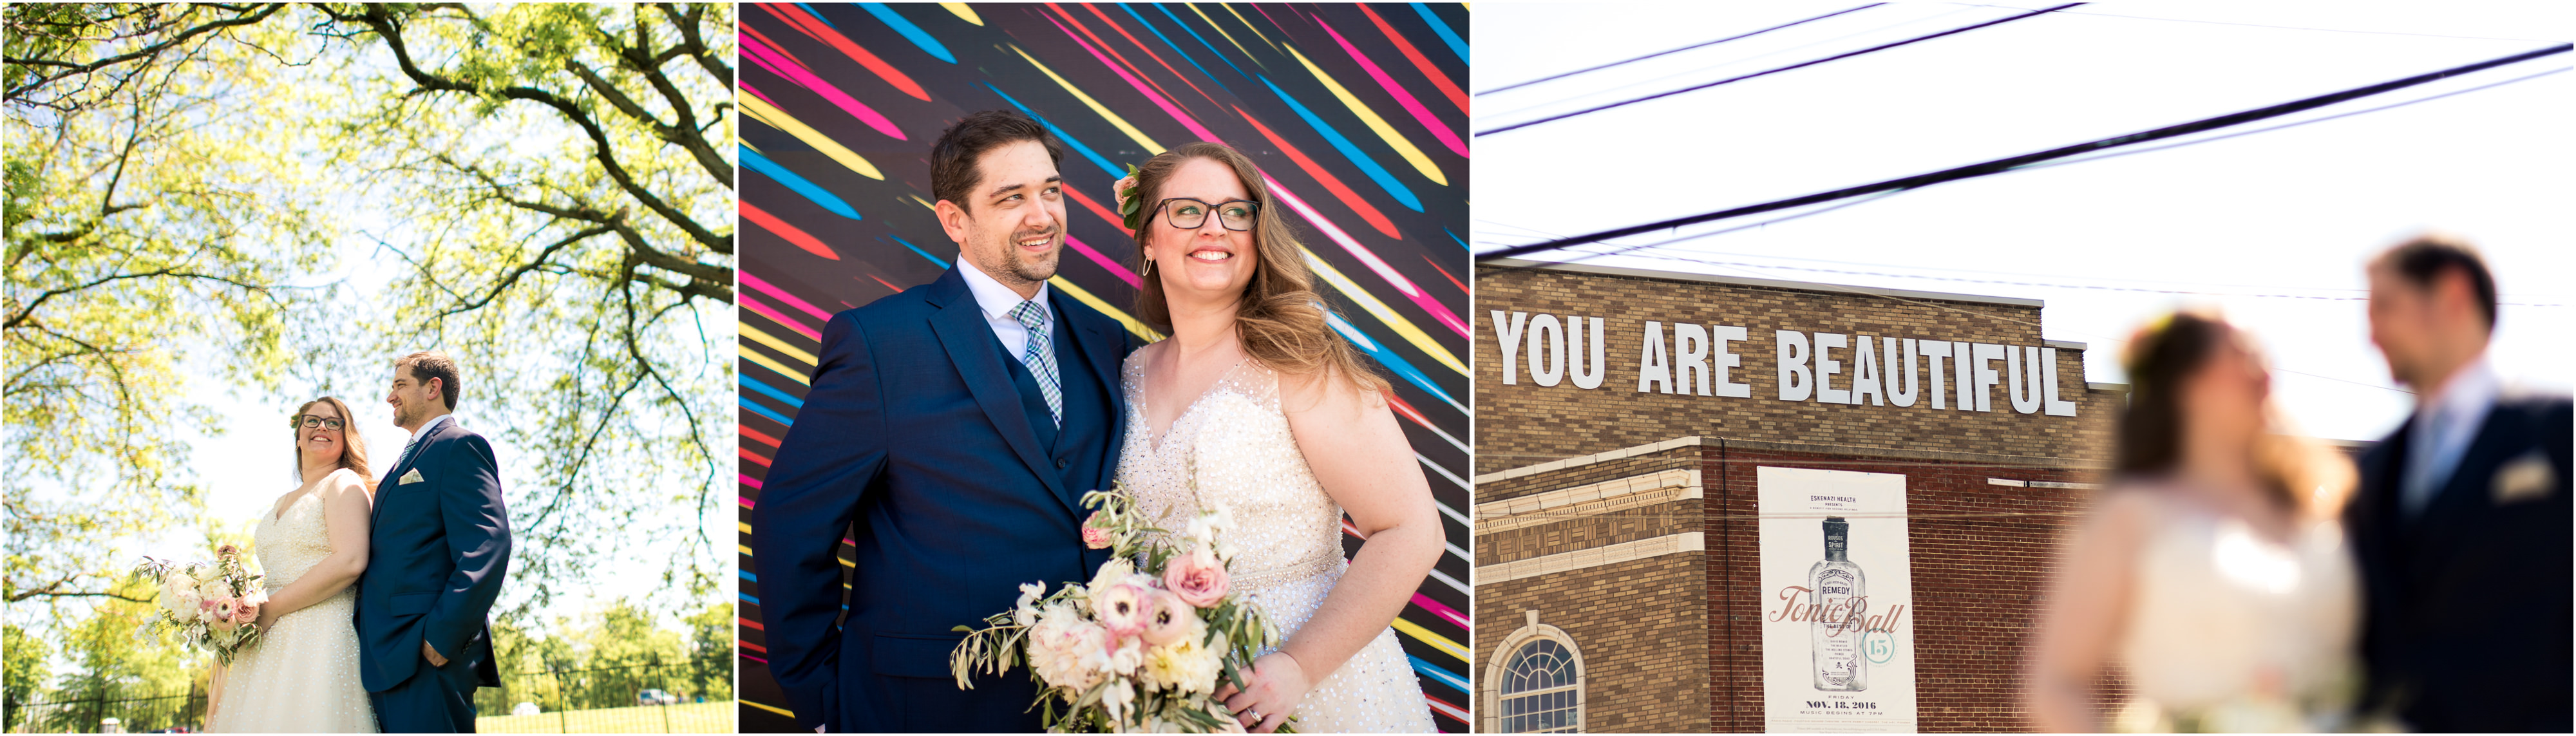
(209, 473), (379, 733)
(1118, 355), (1436, 733)
(2112, 494), (2361, 733)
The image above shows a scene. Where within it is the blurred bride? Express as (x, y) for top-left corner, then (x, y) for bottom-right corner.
(2025, 309), (2363, 732)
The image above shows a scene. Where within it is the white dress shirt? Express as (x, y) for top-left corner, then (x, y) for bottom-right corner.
(2401, 354), (2499, 517)
(956, 261), (1054, 369)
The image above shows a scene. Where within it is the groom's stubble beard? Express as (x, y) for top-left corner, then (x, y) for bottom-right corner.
(971, 213), (1064, 291)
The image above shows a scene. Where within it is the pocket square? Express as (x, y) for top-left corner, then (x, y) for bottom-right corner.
(399, 469), (426, 486)
(2492, 451), (2554, 505)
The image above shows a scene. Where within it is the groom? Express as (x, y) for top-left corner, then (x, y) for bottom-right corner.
(753, 109), (1135, 732)
(358, 350), (511, 732)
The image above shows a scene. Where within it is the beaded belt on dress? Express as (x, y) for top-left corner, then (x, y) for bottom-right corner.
(1229, 547), (1344, 589)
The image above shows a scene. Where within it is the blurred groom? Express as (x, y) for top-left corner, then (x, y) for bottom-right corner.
(2349, 234), (2570, 732)
(753, 109), (1135, 732)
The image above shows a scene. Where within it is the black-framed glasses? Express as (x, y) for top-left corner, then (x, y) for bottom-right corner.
(293, 415), (346, 431)
(1151, 197), (1258, 231)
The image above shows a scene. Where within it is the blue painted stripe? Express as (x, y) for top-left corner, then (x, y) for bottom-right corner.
(1410, 3), (1467, 64)
(1444, 228), (1468, 251)
(741, 146), (860, 220)
(739, 569), (757, 582)
(1153, 3), (1246, 80)
(1120, 3), (1227, 93)
(859, 3), (954, 63)
(1258, 76), (1423, 212)
(739, 396), (794, 427)
(739, 592), (761, 606)
(1324, 310), (1463, 411)
(1406, 654), (1467, 693)
(985, 82), (1122, 182)
(888, 234), (950, 269)
(741, 374), (807, 409)
(795, 3), (831, 28)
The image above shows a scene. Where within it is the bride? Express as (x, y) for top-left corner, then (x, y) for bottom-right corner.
(207, 397), (379, 733)
(1115, 142), (1443, 733)
(2025, 310), (2362, 732)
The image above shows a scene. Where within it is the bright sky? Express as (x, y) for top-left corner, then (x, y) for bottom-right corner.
(1473, 1), (2573, 442)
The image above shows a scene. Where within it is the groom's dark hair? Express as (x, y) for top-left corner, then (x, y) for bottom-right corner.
(396, 350), (463, 410)
(930, 109), (1062, 214)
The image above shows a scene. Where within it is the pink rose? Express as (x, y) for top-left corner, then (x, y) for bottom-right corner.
(1139, 589), (1198, 646)
(235, 600), (260, 625)
(1092, 583), (1150, 641)
(216, 543), (242, 559)
(1081, 513), (1112, 550)
(1162, 547), (1229, 609)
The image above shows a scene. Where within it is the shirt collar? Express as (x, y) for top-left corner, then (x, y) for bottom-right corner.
(2421, 354), (2499, 424)
(956, 260), (1053, 322)
(410, 413), (454, 442)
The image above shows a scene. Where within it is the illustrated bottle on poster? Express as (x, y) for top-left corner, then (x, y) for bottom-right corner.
(1810, 516), (1868, 691)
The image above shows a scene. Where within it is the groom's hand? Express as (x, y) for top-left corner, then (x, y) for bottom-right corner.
(422, 641), (448, 667)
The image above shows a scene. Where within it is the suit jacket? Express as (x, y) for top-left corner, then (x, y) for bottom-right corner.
(356, 415), (511, 694)
(752, 266), (1137, 732)
(2347, 388), (2571, 732)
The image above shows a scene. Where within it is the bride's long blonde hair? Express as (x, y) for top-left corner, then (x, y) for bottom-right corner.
(292, 396), (375, 492)
(1130, 142), (1388, 396)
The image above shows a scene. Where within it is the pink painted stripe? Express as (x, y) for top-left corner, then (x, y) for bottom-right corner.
(741, 272), (836, 322)
(741, 34), (905, 140)
(1063, 234), (1139, 288)
(1262, 173), (1471, 338)
(737, 491), (755, 507)
(1320, 19), (1466, 158)
(743, 294), (820, 341)
(740, 654), (769, 665)
(740, 80), (781, 109)
(740, 474), (763, 491)
(1410, 592), (1470, 630)
(1041, 15), (1223, 144)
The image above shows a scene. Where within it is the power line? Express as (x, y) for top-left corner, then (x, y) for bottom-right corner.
(1473, 41), (2575, 262)
(1477, 5), (1993, 123)
(1473, 4), (1887, 97)
(1473, 3), (2082, 137)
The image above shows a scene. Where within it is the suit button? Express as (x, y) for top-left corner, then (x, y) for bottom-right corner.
(1056, 458), (1070, 469)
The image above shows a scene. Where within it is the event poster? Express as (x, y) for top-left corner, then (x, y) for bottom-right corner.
(1760, 466), (1919, 732)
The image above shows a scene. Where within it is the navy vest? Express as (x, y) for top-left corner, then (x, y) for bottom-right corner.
(994, 294), (1115, 513)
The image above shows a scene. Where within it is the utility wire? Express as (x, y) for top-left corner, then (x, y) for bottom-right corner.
(1473, 41), (2575, 263)
(1475, 4), (1887, 97)
(1474, 3), (2082, 137)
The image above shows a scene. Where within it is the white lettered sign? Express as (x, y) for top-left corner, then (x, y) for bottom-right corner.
(1759, 466), (1918, 732)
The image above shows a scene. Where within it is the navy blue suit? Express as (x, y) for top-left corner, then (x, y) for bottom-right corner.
(2347, 389), (2570, 732)
(357, 416), (511, 732)
(753, 266), (1135, 732)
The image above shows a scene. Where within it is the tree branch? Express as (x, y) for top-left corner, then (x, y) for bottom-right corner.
(2, 3), (290, 101)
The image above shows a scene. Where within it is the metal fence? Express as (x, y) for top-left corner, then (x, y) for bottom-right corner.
(6, 663), (731, 733)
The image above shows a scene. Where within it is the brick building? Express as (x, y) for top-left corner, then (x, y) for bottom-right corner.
(1473, 259), (2129, 732)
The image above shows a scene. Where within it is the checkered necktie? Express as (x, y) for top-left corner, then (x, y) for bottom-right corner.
(1009, 300), (1062, 427)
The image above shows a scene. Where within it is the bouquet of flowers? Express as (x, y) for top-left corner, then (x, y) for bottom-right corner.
(135, 545), (268, 665)
(952, 484), (1292, 733)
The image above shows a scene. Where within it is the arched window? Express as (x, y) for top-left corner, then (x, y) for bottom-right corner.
(1500, 639), (1581, 732)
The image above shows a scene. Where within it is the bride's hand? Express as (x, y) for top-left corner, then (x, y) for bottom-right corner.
(1216, 652), (1308, 733)
(251, 605), (276, 633)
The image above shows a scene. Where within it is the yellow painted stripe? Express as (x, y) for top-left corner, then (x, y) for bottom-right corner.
(739, 344), (813, 386)
(1302, 250), (1466, 376)
(939, 3), (982, 25)
(1220, 3), (1280, 54)
(738, 522), (752, 534)
(1047, 276), (1166, 341)
(742, 323), (820, 366)
(1286, 45), (1447, 187)
(1185, 4), (1260, 68)
(743, 700), (795, 717)
(1390, 616), (1469, 663)
(741, 95), (886, 180)
(743, 140), (762, 155)
(839, 556), (855, 568)
(737, 544), (753, 556)
(909, 194), (935, 212)
(1009, 45), (1164, 155)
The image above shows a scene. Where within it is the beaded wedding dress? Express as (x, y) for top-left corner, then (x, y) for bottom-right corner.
(2112, 494), (2360, 733)
(1118, 355), (1435, 733)
(209, 471), (379, 733)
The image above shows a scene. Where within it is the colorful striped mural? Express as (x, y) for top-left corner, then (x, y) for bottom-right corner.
(734, 3), (1470, 731)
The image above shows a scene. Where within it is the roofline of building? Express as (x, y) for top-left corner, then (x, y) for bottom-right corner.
(1481, 257), (2048, 308)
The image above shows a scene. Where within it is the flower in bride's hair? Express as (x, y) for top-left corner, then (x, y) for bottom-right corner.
(1092, 582), (1151, 642)
(1013, 582), (1046, 627)
(1139, 589), (1201, 647)
(1081, 512), (1113, 550)
(1115, 164), (1146, 233)
(1164, 546), (1230, 609)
